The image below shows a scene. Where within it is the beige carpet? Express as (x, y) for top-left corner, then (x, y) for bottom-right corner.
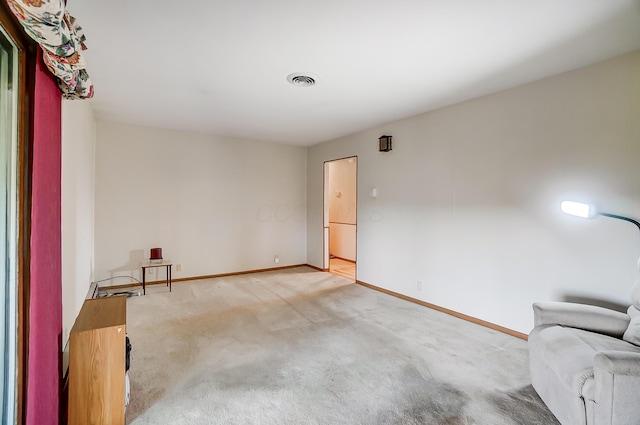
(124, 266), (557, 424)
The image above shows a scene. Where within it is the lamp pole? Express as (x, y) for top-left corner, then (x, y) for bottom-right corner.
(598, 212), (640, 233)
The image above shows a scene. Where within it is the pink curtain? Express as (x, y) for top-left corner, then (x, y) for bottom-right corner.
(7, 0), (93, 99)
(26, 49), (63, 425)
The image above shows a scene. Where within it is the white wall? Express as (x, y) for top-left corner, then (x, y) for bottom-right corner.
(307, 51), (640, 334)
(94, 122), (307, 285)
(61, 99), (96, 346)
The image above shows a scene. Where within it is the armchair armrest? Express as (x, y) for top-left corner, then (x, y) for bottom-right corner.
(595, 351), (640, 375)
(594, 351), (640, 425)
(533, 302), (630, 337)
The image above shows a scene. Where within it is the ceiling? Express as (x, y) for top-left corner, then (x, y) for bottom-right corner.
(69, 0), (640, 147)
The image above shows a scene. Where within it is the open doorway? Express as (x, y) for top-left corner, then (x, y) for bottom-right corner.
(324, 157), (357, 281)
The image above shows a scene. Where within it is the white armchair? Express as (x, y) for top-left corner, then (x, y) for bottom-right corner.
(528, 291), (640, 425)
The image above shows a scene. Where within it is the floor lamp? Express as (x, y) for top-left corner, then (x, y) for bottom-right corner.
(561, 201), (640, 272)
(561, 201), (640, 232)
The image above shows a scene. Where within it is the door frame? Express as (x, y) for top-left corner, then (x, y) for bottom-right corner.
(323, 156), (358, 278)
(0, 4), (36, 423)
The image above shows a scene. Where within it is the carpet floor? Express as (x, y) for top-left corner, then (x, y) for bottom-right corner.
(124, 266), (558, 425)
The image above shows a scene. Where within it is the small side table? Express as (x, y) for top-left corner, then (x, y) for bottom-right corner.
(141, 261), (172, 295)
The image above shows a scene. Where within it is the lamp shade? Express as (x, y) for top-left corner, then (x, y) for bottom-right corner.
(150, 247), (163, 260)
(560, 201), (596, 219)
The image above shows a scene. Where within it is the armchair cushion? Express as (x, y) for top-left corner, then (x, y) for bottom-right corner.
(622, 280), (640, 345)
(631, 279), (640, 309)
(622, 316), (640, 346)
(533, 302), (630, 338)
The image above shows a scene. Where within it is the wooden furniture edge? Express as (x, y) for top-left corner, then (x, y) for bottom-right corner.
(356, 279), (528, 341)
(68, 296), (126, 424)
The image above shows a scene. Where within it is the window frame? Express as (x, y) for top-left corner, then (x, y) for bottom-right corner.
(0, 3), (36, 424)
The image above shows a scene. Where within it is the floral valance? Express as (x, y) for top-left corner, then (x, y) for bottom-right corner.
(7, 0), (93, 99)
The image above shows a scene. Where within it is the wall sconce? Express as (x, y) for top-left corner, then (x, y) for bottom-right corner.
(379, 135), (392, 152)
(561, 201), (640, 233)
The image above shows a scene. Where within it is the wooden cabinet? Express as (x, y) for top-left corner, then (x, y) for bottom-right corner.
(68, 296), (127, 425)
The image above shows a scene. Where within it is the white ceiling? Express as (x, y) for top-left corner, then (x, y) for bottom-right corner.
(69, 0), (640, 146)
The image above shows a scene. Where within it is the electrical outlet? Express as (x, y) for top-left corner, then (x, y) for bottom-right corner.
(417, 281), (423, 291)
(176, 264), (182, 272)
(274, 255), (280, 264)
(148, 268), (154, 275)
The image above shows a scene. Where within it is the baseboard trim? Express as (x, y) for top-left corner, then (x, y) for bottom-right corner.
(330, 256), (356, 264)
(356, 279), (528, 341)
(102, 264), (314, 291)
(172, 264), (311, 283)
(98, 266), (527, 340)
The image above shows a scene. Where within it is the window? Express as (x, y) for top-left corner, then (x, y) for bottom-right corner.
(0, 22), (19, 424)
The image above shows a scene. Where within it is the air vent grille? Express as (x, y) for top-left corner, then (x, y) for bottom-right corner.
(287, 73), (318, 87)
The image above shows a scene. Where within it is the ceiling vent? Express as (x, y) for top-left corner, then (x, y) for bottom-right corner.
(287, 73), (318, 87)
